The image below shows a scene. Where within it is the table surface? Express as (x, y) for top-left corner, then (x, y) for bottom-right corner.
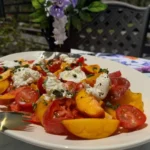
(0, 49), (150, 150)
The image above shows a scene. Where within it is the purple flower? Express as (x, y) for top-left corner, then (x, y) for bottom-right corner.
(54, 0), (71, 8)
(71, 0), (78, 7)
(50, 5), (64, 18)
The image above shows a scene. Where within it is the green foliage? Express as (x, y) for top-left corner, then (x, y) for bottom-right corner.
(72, 16), (82, 31)
(88, 1), (107, 12)
(31, 0), (50, 28)
(69, 0), (107, 31)
(0, 19), (46, 56)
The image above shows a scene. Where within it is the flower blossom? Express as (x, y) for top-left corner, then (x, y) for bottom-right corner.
(45, 0), (78, 45)
(52, 15), (68, 45)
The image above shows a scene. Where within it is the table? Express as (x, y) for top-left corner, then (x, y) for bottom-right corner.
(0, 49), (150, 150)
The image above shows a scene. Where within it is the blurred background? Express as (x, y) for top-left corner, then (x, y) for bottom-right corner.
(0, 0), (150, 56)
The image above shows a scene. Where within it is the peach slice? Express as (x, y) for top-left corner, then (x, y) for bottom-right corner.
(34, 96), (51, 125)
(76, 89), (104, 117)
(82, 64), (100, 74)
(0, 79), (10, 94)
(62, 118), (119, 139)
(0, 69), (11, 82)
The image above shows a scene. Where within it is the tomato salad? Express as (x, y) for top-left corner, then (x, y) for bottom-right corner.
(0, 54), (147, 139)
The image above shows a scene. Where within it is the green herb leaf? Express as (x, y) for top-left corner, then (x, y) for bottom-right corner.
(87, 74), (94, 78)
(23, 64), (29, 68)
(65, 66), (72, 70)
(106, 101), (120, 110)
(32, 103), (37, 110)
(71, 15), (82, 31)
(88, 1), (107, 12)
(53, 90), (63, 98)
(99, 68), (109, 74)
(43, 100), (48, 106)
(79, 11), (92, 22)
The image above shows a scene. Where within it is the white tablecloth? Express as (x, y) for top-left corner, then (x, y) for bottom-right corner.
(0, 49), (150, 150)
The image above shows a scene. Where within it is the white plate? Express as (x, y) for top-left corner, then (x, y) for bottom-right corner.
(1, 51), (150, 150)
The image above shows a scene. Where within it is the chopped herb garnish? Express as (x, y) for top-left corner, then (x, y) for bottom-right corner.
(14, 66), (20, 70)
(47, 60), (53, 65)
(18, 61), (22, 64)
(106, 101), (120, 110)
(32, 103), (37, 110)
(66, 90), (74, 97)
(53, 90), (63, 98)
(93, 67), (97, 70)
(35, 63), (40, 66)
(73, 74), (77, 78)
(3, 66), (8, 71)
(99, 68), (109, 74)
(77, 62), (82, 66)
(87, 74), (94, 78)
(43, 100), (48, 106)
(0, 75), (2, 79)
(65, 66), (72, 70)
(23, 64), (29, 68)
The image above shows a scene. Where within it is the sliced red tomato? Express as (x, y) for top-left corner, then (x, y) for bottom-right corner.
(43, 99), (78, 135)
(109, 77), (130, 101)
(0, 67), (5, 74)
(37, 76), (46, 94)
(76, 57), (85, 65)
(64, 81), (84, 93)
(109, 71), (122, 78)
(15, 86), (39, 112)
(71, 57), (86, 69)
(8, 86), (27, 96)
(24, 113), (41, 125)
(47, 59), (61, 73)
(10, 101), (20, 112)
(38, 69), (47, 76)
(32, 66), (47, 76)
(116, 105), (146, 130)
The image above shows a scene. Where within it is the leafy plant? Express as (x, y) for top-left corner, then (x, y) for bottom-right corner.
(0, 18), (46, 56)
(31, 0), (107, 45)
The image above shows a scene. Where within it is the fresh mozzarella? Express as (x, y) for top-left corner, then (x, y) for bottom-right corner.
(0, 60), (20, 68)
(59, 66), (86, 83)
(43, 94), (51, 101)
(12, 67), (41, 87)
(86, 73), (110, 99)
(30, 57), (44, 68)
(43, 76), (72, 100)
(59, 54), (75, 64)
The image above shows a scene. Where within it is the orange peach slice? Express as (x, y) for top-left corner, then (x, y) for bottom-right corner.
(34, 96), (51, 125)
(82, 64), (100, 74)
(62, 118), (119, 139)
(76, 89), (104, 117)
(0, 79), (10, 94)
(0, 69), (11, 82)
